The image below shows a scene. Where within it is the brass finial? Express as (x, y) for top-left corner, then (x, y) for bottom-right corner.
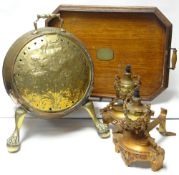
(114, 65), (140, 100)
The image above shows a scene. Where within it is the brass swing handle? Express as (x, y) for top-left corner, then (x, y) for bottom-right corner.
(33, 14), (63, 31)
(169, 48), (177, 70)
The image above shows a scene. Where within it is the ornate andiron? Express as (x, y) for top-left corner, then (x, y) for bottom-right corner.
(101, 88), (176, 171)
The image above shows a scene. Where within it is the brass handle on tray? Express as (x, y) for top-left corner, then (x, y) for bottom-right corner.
(33, 14), (64, 32)
(169, 48), (177, 70)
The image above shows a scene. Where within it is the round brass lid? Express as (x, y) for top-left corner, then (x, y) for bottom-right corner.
(3, 28), (93, 117)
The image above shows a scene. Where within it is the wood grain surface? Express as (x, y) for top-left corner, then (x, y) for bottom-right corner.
(47, 5), (172, 100)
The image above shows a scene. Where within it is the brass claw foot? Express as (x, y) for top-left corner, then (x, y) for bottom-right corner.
(95, 121), (110, 138)
(7, 106), (27, 153)
(7, 131), (20, 153)
(83, 101), (110, 138)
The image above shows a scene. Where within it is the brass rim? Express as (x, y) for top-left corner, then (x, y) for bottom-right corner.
(3, 27), (93, 118)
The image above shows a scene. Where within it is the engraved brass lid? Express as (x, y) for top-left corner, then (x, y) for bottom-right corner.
(3, 14), (93, 118)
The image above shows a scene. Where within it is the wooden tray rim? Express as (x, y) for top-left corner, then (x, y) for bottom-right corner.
(47, 5), (173, 101)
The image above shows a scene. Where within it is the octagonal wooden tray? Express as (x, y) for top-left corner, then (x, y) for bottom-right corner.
(47, 5), (175, 101)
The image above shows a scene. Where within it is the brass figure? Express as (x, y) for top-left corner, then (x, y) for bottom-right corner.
(3, 14), (109, 152)
(101, 88), (175, 171)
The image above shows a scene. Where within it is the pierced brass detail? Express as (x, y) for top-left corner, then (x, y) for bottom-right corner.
(3, 15), (94, 118)
(14, 34), (90, 112)
(3, 14), (104, 153)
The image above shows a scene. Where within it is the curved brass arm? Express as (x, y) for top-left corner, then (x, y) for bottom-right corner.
(147, 108), (176, 136)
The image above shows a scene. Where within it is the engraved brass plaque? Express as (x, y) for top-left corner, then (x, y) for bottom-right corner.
(96, 48), (114, 61)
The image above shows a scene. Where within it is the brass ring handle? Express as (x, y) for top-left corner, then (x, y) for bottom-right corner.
(169, 48), (177, 70)
(33, 13), (63, 31)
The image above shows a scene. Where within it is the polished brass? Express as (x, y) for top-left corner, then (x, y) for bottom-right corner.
(96, 48), (114, 61)
(114, 64), (140, 100)
(102, 65), (140, 124)
(3, 14), (109, 152)
(7, 106), (27, 153)
(169, 48), (177, 70)
(101, 88), (175, 171)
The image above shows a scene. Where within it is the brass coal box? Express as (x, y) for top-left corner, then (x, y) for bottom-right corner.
(2, 14), (109, 153)
(101, 65), (176, 171)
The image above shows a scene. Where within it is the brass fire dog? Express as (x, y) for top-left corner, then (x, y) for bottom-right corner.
(101, 65), (176, 171)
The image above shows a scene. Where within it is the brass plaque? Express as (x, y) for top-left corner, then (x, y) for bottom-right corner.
(96, 48), (114, 61)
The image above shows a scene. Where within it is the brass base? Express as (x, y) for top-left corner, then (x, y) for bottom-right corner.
(101, 102), (176, 171)
(113, 131), (165, 171)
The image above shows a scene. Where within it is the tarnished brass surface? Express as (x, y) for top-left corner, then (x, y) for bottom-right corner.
(14, 34), (90, 112)
(3, 27), (93, 118)
(101, 82), (176, 171)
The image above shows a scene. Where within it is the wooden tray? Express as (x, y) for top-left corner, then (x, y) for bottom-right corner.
(47, 5), (174, 101)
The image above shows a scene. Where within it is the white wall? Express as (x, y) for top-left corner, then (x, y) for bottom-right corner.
(0, 0), (178, 118)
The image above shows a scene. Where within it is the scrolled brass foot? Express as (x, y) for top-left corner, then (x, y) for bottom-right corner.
(156, 128), (176, 136)
(7, 106), (27, 153)
(113, 132), (122, 152)
(151, 149), (164, 171)
(83, 101), (110, 138)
